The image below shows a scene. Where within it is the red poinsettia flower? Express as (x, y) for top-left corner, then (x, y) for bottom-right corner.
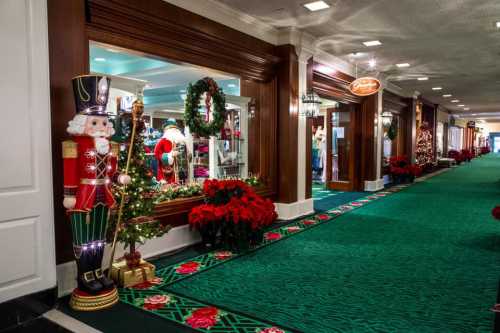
(175, 261), (200, 275)
(264, 232), (282, 241)
(492, 206), (500, 220)
(143, 294), (171, 310)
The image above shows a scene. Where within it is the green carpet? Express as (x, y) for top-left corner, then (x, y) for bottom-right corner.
(167, 155), (500, 332)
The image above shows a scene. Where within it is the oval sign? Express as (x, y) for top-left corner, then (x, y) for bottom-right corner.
(349, 77), (381, 96)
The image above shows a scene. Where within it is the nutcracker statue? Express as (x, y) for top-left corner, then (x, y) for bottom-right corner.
(63, 75), (130, 311)
(153, 119), (190, 184)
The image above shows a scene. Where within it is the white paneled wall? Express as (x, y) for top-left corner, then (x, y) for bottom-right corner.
(0, 0), (56, 302)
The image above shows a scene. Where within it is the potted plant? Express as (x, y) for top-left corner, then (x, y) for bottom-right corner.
(189, 179), (277, 251)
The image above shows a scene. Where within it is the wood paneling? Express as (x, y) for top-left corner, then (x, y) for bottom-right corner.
(305, 58), (314, 199)
(276, 45), (299, 203)
(47, 0), (88, 264)
(48, 0), (283, 263)
(86, 0), (280, 82)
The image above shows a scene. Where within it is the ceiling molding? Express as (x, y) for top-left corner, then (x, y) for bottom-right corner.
(162, 0), (280, 45)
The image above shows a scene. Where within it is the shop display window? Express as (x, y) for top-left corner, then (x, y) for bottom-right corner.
(88, 41), (252, 204)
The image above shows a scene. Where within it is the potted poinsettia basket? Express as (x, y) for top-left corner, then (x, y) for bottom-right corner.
(389, 156), (422, 184)
(188, 179), (277, 252)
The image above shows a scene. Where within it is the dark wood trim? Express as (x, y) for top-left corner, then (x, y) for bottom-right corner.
(86, 0), (280, 82)
(305, 57), (314, 199)
(276, 45), (299, 203)
(48, 0), (88, 264)
(48, 0), (284, 264)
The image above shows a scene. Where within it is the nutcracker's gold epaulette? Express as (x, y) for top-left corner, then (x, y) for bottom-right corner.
(110, 141), (120, 156)
(62, 140), (77, 158)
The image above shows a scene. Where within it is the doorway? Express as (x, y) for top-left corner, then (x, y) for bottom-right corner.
(326, 103), (356, 191)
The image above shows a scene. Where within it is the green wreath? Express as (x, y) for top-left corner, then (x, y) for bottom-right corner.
(184, 77), (226, 137)
(387, 118), (398, 141)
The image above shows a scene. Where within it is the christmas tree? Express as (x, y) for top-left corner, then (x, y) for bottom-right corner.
(110, 99), (170, 263)
(415, 123), (434, 168)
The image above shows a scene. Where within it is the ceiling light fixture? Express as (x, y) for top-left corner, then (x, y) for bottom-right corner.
(464, 108), (470, 111)
(396, 63), (410, 68)
(432, 87), (442, 90)
(496, 21), (500, 29)
(363, 40), (382, 47)
(94, 57), (106, 62)
(303, 1), (330, 11)
(368, 58), (377, 68)
(417, 77), (429, 81)
(443, 94), (452, 98)
(451, 99), (460, 103)
(458, 104), (465, 107)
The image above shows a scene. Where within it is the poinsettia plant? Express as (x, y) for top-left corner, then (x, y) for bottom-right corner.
(448, 150), (463, 164)
(388, 156), (421, 183)
(189, 179), (277, 251)
(492, 206), (500, 220)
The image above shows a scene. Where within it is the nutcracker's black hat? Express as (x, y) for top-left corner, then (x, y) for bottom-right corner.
(72, 75), (111, 116)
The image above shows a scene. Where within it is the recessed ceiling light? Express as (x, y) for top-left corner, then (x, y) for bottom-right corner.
(496, 21), (500, 29)
(396, 63), (410, 68)
(451, 99), (460, 103)
(303, 1), (330, 11)
(368, 59), (377, 68)
(443, 94), (452, 98)
(417, 77), (429, 81)
(432, 87), (442, 90)
(94, 57), (106, 62)
(458, 104), (465, 107)
(464, 108), (470, 111)
(363, 40), (382, 47)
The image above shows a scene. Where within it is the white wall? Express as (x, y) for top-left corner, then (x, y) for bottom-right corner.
(0, 0), (56, 303)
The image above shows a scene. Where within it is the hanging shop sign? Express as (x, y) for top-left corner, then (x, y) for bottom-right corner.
(349, 77), (381, 96)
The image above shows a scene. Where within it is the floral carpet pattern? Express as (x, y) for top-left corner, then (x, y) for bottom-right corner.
(118, 184), (411, 332)
(118, 155), (500, 333)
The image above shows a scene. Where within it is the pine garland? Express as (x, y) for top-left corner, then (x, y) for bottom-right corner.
(184, 77), (226, 137)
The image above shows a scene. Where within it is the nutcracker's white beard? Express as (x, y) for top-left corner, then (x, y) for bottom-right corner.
(162, 128), (185, 143)
(94, 137), (110, 155)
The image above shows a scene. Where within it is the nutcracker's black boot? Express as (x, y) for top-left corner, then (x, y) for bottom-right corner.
(93, 245), (114, 291)
(77, 249), (103, 295)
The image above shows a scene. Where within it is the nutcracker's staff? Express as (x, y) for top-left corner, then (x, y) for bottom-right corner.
(107, 99), (143, 278)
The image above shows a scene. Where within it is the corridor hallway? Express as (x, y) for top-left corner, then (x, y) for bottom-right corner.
(164, 155), (500, 332)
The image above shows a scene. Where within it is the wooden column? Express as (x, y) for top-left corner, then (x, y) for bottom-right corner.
(305, 57), (314, 199)
(276, 45), (299, 203)
(47, 0), (87, 264)
(359, 95), (378, 186)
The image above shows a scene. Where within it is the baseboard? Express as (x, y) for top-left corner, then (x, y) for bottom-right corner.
(56, 224), (200, 297)
(364, 178), (384, 192)
(275, 198), (314, 221)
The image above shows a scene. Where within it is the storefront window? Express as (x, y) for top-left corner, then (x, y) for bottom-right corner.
(436, 122), (444, 157)
(88, 41), (251, 201)
(448, 126), (463, 151)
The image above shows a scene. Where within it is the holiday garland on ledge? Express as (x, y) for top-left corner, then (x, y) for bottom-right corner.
(184, 77), (226, 137)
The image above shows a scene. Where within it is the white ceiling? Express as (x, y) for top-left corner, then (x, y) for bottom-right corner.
(213, 0), (500, 119)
